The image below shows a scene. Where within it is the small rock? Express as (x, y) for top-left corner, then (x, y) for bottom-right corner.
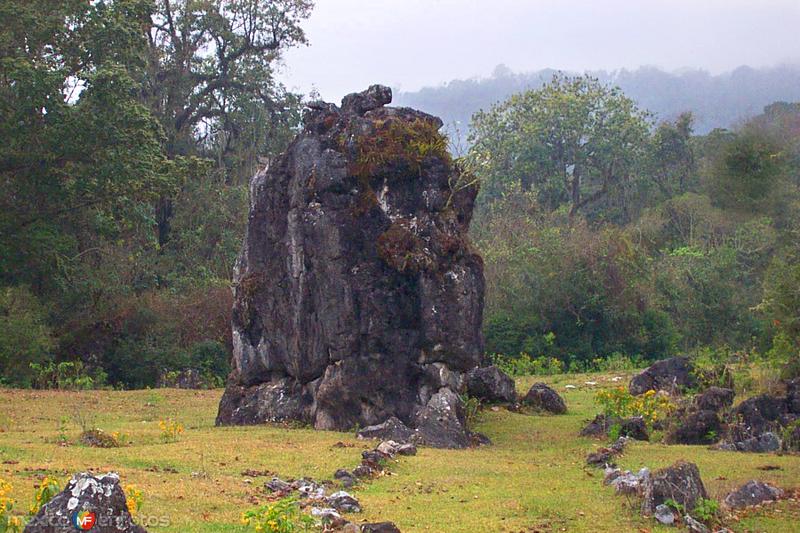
(266, 477), (292, 493)
(580, 414), (619, 438)
(522, 383), (567, 414)
(396, 443), (417, 456)
(667, 410), (723, 445)
(328, 491), (361, 513)
(376, 440), (401, 456)
(357, 417), (414, 443)
(723, 480), (784, 509)
(413, 388), (470, 449)
(360, 523), (402, 533)
(311, 507), (342, 521)
(654, 504), (675, 525)
(684, 515), (710, 533)
(352, 464), (376, 478)
(732, 432), (781, 453)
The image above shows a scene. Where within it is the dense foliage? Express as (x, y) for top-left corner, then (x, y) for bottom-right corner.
(471, 79), (800, 368)
(0, 3), (797, 388)
(0, 0), (310, 387)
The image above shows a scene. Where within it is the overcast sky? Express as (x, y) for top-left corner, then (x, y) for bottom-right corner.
(278, 0), (800, 102)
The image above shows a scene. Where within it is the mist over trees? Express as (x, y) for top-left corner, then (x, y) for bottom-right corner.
(396, 64), (800, 137)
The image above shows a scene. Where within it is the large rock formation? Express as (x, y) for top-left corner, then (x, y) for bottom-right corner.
(216, 86), (485, 447)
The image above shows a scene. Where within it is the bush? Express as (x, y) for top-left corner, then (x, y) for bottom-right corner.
(29, 361), (105, 390)
(242, 497), (316, 533)
(490, 353), (564, 377)
(0, 286), (53, 387)
(595, 387), (674, 427)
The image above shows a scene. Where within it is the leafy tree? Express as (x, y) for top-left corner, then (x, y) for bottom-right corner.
(647, 112), (696, 199)
(468, 74), (652, 220)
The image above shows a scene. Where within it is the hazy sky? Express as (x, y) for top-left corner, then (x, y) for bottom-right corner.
(278, 0), (800, 102)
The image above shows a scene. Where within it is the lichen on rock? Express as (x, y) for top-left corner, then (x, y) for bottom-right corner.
(216, 85), (485, 448)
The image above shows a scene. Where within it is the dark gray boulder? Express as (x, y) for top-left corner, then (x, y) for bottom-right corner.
(522, 382), (567, 414)
(787, 378), (800, 414)
(465, 365), (516, 403)
(666, 410), (723, 445)
(360, 523), (401, 533)
(580, 414), (619, 438)
(619, 416), (649, 441)
(24, 472), (146, 533)
(641, 461), (708, 515)
(723, 480), (783, 509)
(629, 356), (697, 395)
(693, 387), (735, 412)
(216, 85), (485, 449)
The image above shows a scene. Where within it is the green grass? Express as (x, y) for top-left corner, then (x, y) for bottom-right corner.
(1, 372), (798, 532)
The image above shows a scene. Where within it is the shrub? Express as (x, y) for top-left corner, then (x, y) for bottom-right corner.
(158, 419), (184, 443)
(693, 498), (721, 525)
(0, 478), (22, 532)
(29, 361), (105, 390)
(125, 485), (143, 516)
(29, 477), (60, 516)
(490, 353), (563, 377)
(241, 497), (316, 533)
(595, 387), (674, 427)
(459, 394), (482, 431)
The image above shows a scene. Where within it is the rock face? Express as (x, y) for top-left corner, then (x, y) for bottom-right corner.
(629, 356), (697, 395)
(465, 365), (516, 403)
(25, 472), (146, 533)
(522, 383), (567, 414)
(723, 480), (783, 509)
(641, 461), (708, 515)
(215, 85), (484, 448)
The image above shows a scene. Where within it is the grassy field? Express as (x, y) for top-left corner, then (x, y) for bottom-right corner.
(1, 372), (798, 532)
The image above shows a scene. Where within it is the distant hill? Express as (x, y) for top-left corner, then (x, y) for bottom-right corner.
(394, 64), (800, 136)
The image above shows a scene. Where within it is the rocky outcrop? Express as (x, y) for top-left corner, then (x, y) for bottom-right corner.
(465, 365), (516, 403)
(216, 86), (484, 448)
(522, 383), (567, 414)
(629, 356), (697, 395)
(24, 472), (146, 533)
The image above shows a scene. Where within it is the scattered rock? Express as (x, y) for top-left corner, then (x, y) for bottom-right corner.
(629, 356), (696, 395)
(723, 480), (784, 509)
(24, 472), (146, 533)
(721, 431), (781, 453)
(216, 85), (485, 448)
(333, 469), (356, 488)
(352, 464), (377, 478)
(311, 507), (342, 522)
(580, 414), (619, 438)
(328, 491), (361, 513)
(693, 387), (735, 413)
(396, 443), (417, 456)
(641, 461), (708, 515)
(357, 417), (414, 444)
(654, 504), (675, 525)
(610, 468), (650, 496)
(360, 523), (402, 533)
(684, 515), (709, 533)
(265, 477), (292, 493)
(376, 440), (402, 456)
(522, 383), (567, 414)
(586, 437), (629, 468)
(465, 365), (516, 403)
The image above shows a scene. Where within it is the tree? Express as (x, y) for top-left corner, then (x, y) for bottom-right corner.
(647, 112), (696, 198)
(468, 74), (652, 220)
